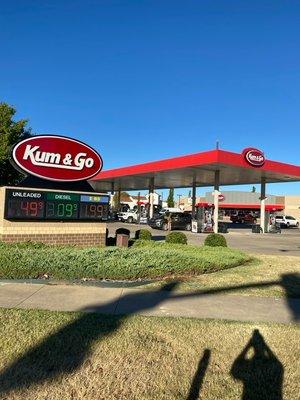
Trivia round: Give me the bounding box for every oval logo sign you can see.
[12,135,103,181]
[243,148,265,167]
[218,194,225,201]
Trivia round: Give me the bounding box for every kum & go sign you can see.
[242,148,265,167]
[12,135,103,181]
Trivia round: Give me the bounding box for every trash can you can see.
[116,234,129,247]
[252,224,262,233]
[218,222,228,233]
[115,228,130,236]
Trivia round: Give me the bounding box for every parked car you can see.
[118,210,148,224]
[275,215,299,228]
[107,211,119,221]
[230,212,257,224]
[148,212,192,231]
[118,210,138,223]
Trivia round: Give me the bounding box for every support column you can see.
[191,180,196,219]
[137,191,141,224]
[260,177,266,233]
[148,177,155,219]
[213,171,220,233]
[117,189,121,211]
[110,183,115,211]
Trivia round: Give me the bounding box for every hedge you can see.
[0,241,250,280]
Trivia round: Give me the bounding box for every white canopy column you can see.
[148,177,155,219]
[191,179,196,219]
[260,177,266,233]
[213,170,220,233]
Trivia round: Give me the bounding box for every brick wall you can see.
[0,186,107,246]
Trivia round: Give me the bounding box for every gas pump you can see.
[192,203,214,233]
[264,210,270,233]
[268,212,281,233]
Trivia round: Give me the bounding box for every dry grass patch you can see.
[153,254,300,298]
[0,309,299,399]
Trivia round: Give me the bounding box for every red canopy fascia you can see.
[196,202,284,211]
[91,149,300,191]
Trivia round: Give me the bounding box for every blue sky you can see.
[1,0,300,196]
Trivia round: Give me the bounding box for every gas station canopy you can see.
[90,149,300,191]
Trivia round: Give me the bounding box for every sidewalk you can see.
[0,281,299,324]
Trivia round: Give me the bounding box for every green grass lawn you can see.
[0,309,299,400]
[0,242,250,280]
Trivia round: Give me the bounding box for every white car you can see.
[118,210,148,224]
[275,215,299,228]
[118,210,138,223]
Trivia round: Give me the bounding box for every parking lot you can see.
[107,221,300,256]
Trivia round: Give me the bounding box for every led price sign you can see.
[4,189,109,221]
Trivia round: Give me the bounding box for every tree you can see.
[112,191,131,210]
[167,188,175,208]
[0,103,32,185]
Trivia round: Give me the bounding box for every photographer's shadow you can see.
[231,329,283,400]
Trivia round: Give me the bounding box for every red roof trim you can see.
[92,149,300,181]
[195,202,284,210]
[93,150,218,180]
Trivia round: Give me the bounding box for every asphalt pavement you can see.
[108,221,300,256]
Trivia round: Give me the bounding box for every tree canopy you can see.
[167,188,175,208]
[112,191,131,209]
[0,103,32,185]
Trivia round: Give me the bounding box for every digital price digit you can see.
[46,202,78,219]
[57,203,65,217]
[20,201,43,217]
[47,202,55,217]
[80,203,108,219]
[89,204,103,217]
[65,203,77,217]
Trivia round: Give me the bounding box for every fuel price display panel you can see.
[4,189,109,221]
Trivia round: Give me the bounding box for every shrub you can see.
[204,233,227,247]
[132,239,157,247]
[0,241,46,249]
[165,232,187,245]
[135,229,152,240]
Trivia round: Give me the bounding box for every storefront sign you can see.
[12,135,103,181]
[243,148,265,167]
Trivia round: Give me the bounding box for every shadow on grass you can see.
[0,274,298,396]
[231,329,283,400]
[0,282,178,396]
[186,349,211,400]
[280,272,300,321]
